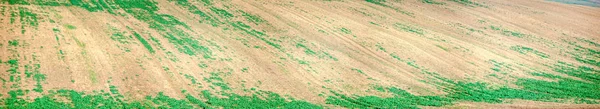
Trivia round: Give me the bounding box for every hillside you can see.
[0,0,599,108]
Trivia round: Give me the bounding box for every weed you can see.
[109,28,131,44]
[132,31,155,53]
[296,43,317,55]
[567,42,599,67]
[295,41,338,61]
[204,71,231,90]
[13,7,39,34]
[449,0,486,7]
[422,0,445,5]
[376,43,387,52]
[489,25,525,38]
[351,68,366,75]
[340,28,352,34]
[241,11,265,25]
[210,7,234,18]
[64,24,76,30]
[394,23,424,35]
[510,45,549,58]
[230,21,281,49]
[201,90,322,108]
[328,59,600,108]
[366,0,388,7]
[8,40,18,46]
[172,0,221,26]
[435,45,448,51]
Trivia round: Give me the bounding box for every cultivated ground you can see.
[0,0,598,108]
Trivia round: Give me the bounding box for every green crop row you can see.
[296,43,317,55]
[510,45,549,58]
[327,60,600,108]
[108,26,132,44]
[172,0,221,26]
[567,41,599,67]
[172,0,281,51]
[4,7,40,34]
[132,31,155,53]
[44,69,320,109]
[200,90,322,109]
[4,0,213,58]
[375,43,387,52]
[326,88,451,109]
[365,0,388,7]
[449,0,486,7]
[351,68,366,75]
[394,23,425,35]
[2,79,321,109]
[295,41,339,61]
[340,27,352,34]
[203,71,231,90]
[422,0,445,5]
[490,25,525,38]
[230,21,282,49]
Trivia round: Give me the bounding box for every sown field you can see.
[0,0,599,108]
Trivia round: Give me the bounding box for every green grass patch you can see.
[8,0,214,58]
[422,0,445,5]
[351,68,366,75]
[230,21,281,49]
[32,73,46,93]
[296,43,317,55]
[132,31,155,53]
[340,28,352,34]
[326,88,451,108]
[109,28,132,44]
[201,90,322,109]
[394,23,424,35]
[376,43,387,52]
[449,0,486,7]
[204,71,231,90]
[210,7,234,18]
[435,45,448,51]
[295,41,338,61]
[365,0,414,17]
[365,0,388,7]
[1,85,323,108]
[183,74,200,85]
[172,0,221,26]
[490,25,525,38]
[241,11,265,25]
[354,54,600,108]
[8,40,19,46]
[64,24,76,30]
[510,45,549,58]
[565,40,599,67]
[6,7,40,34]
[328,62,600,108]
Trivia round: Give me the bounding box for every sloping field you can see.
[0,0,599,108]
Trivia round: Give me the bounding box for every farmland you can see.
[0,0,599,108]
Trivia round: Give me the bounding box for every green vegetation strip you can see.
[132,31,155,53]
[326,61,600,108]
[510,45,549,58]
[567,40,599,67]
[449,0,486,7]
[394,23,424,35]
[490,25,525,38]
[2,0,213,58]
[422,0,445,5]
[1,87,321,109]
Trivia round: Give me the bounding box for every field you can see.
[0,0,599,108]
